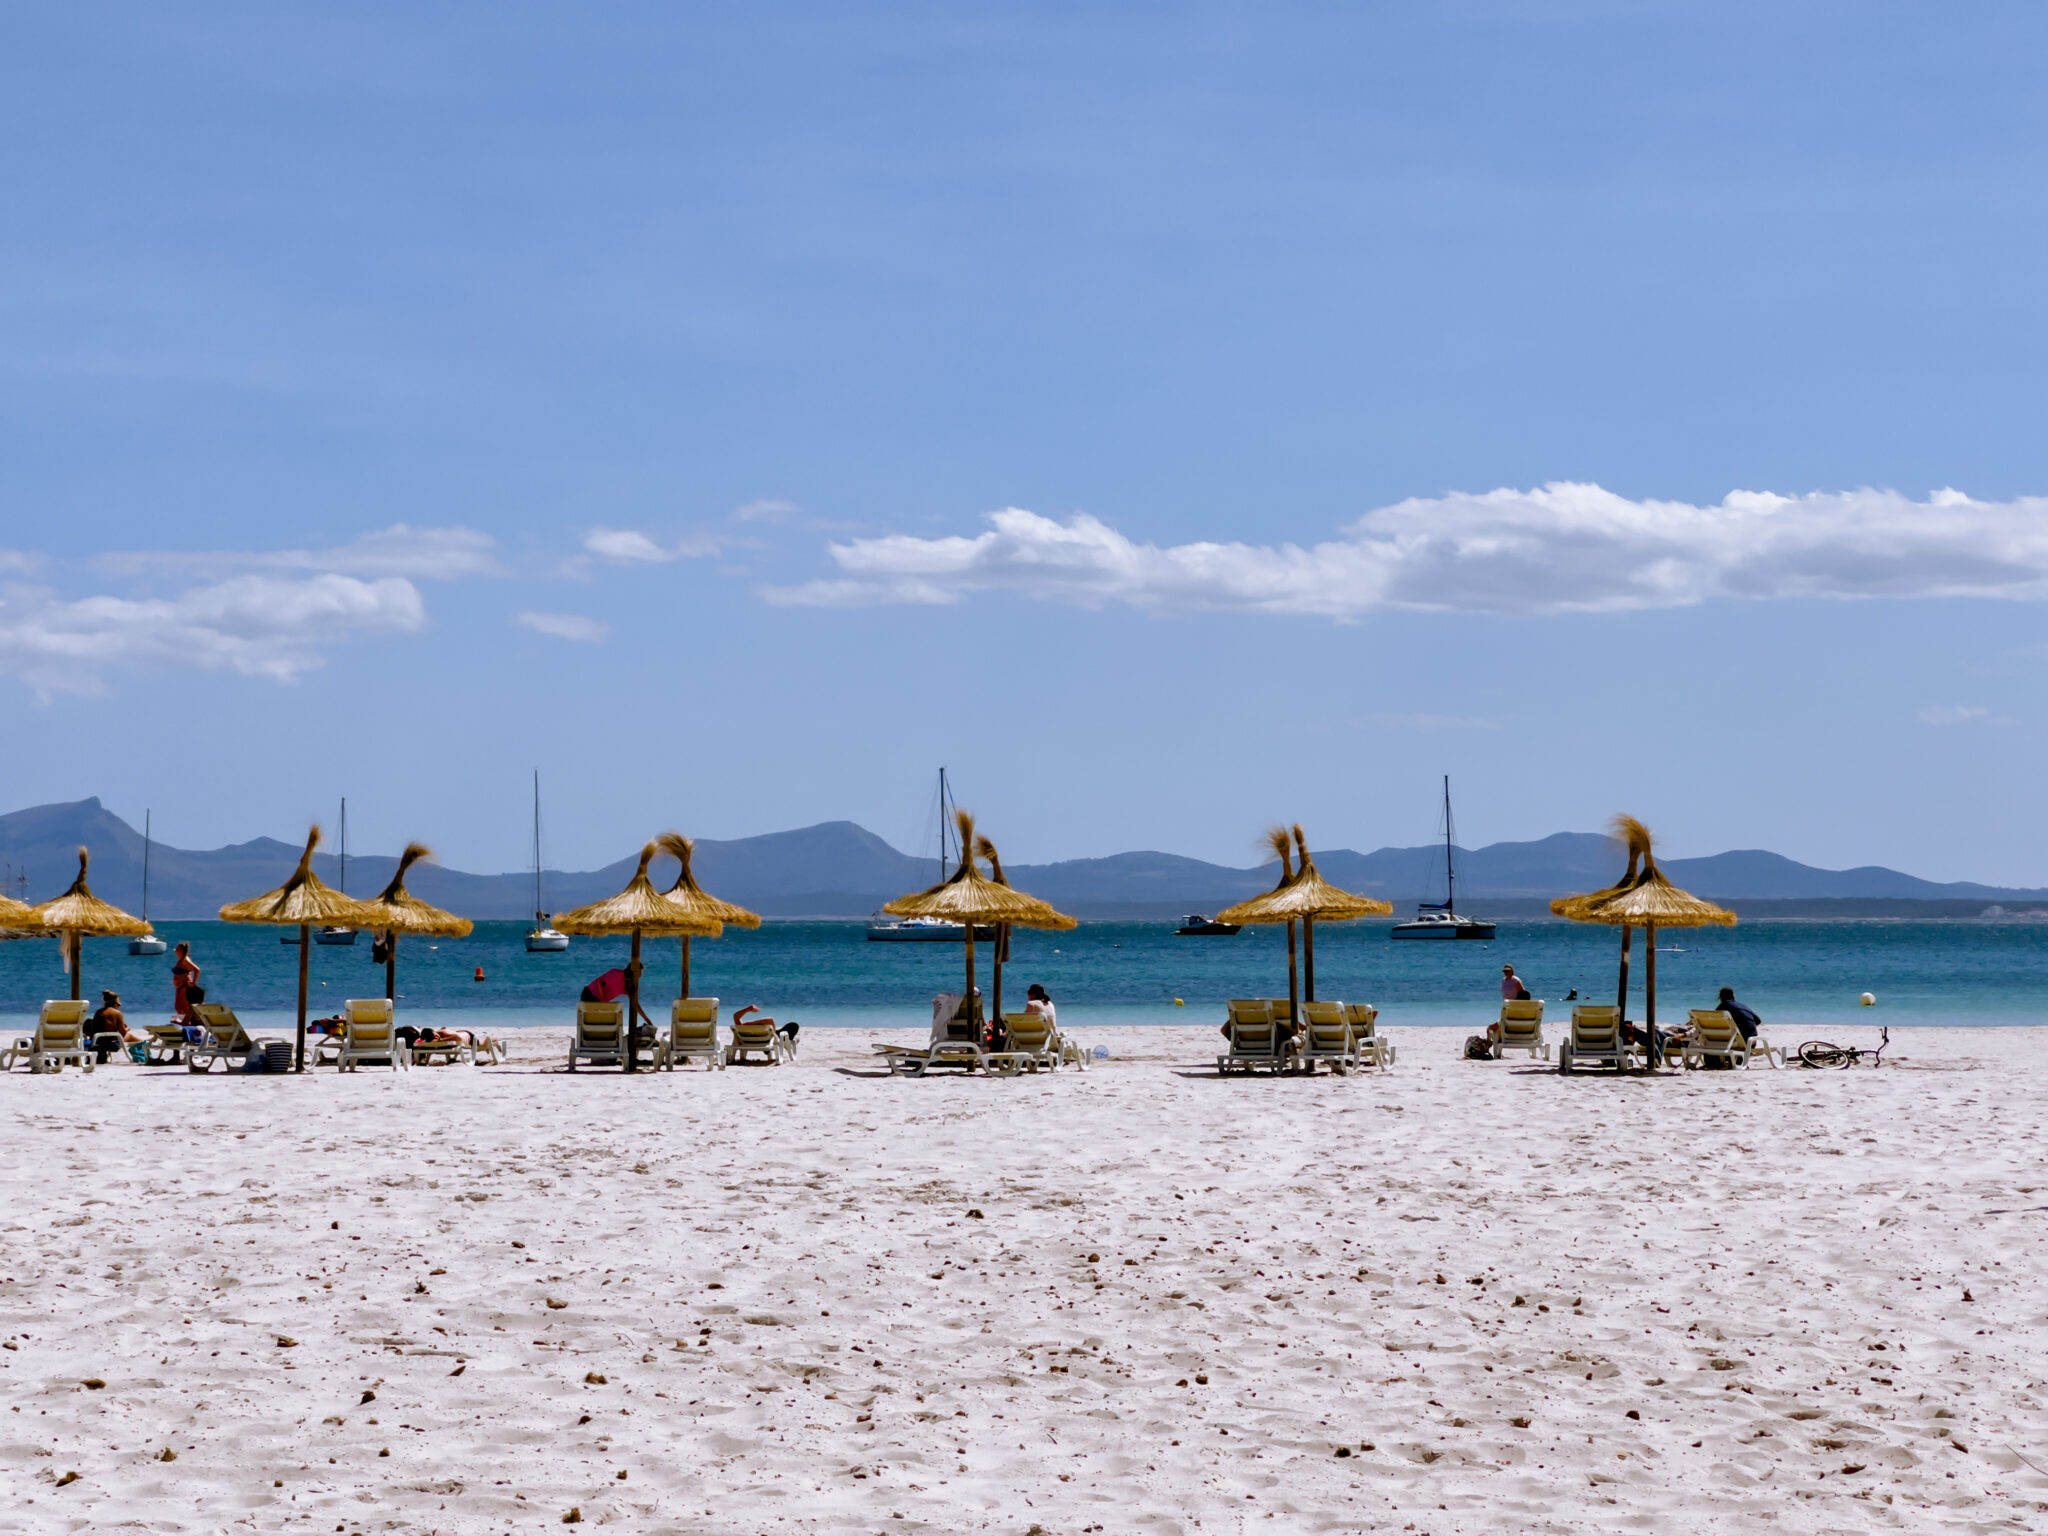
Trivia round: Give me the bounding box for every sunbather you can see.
[89,990,137,1062]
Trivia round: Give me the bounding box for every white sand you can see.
[3,1023,2045,1534]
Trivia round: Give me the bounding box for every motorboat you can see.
[1175,913,1242,935]
[867,914,994,942]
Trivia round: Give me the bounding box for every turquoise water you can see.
[4,917,2046,1034]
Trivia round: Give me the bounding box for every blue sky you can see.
[4,2,2048,883]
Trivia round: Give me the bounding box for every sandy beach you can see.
[3,1022,2044,1534]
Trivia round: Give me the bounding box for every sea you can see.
[5,916,2047,1036]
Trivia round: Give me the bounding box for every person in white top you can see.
[1499,964,1525,1001]
[1024,983,1056,1029]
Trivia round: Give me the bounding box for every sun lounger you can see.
[1297,1001,1362,1074]
[0,1000,96,1073]
[658,997,723,1070]
[884,993,987,1076]
[1496,998,1548,1060]
[186,1003,264,1073]
[726,1009,782,1067]
[1218,999,1290,1074]
[1560,1004,1630,1073]
[1342,1003,1391,1068]
[569,1000,627,1070]
[1679,1008,1772,1069]
[989,1012,1059,1074]
[141,1021,196,1065]
[333,998,405,1071]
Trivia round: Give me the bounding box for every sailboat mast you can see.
[142,810,152,920]
[532,770,543,920]
[339,798,347,895]
[938,766,951,881]
[1442,775,1454,918]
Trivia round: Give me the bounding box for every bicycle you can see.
[1794,1025,1890,1069]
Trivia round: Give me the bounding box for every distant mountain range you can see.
[3,798,2045,921]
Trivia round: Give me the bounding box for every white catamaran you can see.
[526,770,569,952]
[866,766,994,941]
[1390,776,1497,940]
[128,809,168,955]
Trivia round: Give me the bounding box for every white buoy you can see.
[1860,992,1877,1007]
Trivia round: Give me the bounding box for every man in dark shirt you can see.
[1716,986,1762,1041]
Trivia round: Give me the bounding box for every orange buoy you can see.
[474,966,486,983]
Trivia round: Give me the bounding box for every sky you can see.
[5,2,2048,884]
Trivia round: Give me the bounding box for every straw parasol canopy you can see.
[655,832,760,1000]
[1218,825,1390,1016]
[0,891,47,938]
[219,825,386,1071]
[31,847,151,1002]
[883,811,1075,1013]
[357,843,474,1002]
[554,839,722,1072]
[1551,815,1735,1066]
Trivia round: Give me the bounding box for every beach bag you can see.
[1464,1034,1494,1060]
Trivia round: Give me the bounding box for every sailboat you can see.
[866,767,994,941]
[526,771,569,952]
[1390,776,1497,940]
[315,797,360,944]
[128,810,169,955]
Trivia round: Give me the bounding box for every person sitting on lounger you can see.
[1715,987,1762,1041]
[1024,983,1056,1028]
[89,989,137,1062]
[582,968,655,1034]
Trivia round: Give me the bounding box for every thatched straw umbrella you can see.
[219,825,386,1072]
[31,848,152,1003]
[0,892,46,937]
[357,844,474,1003]
[1552,817,1734,1067]
[655,833,761,999]
[553,839,721,1073]
[1550,815,1648,1016]
[1218,825,1391,1022]
[1219,829,1298,1021]
[882,811,1076,1025]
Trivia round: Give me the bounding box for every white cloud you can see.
[97,524,500,581]
[1917,704,1999,726]
[583,527,721,564]
[733,499,801,524]
[0,550,36,575]
[516,610,609,643]
[0,574,424,696]
[761,484,2048,618]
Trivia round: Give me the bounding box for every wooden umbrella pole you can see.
[991,922,1007,1033]
[1615,924,1633,1017]
[680,934,691,1002]
[964,925,978,1032]
[1645,924,1659,1070]
[385,933,398,1003]
[1302,916,1316,1003]
[1285,920,1298,1026]
[625,929,643,1074]
[69,932,81,1002]
[295,923,310,1072]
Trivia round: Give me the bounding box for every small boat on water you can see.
[1175,913,1241,936]
[1390,776,1497,941]
[128,809,168,956]
[866,914,995,942]
[314,796,359,945]
[526,770,570,952]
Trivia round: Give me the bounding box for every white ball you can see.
[1859,992,1877,1007]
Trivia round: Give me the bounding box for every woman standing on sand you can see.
[171,942,199,1020]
